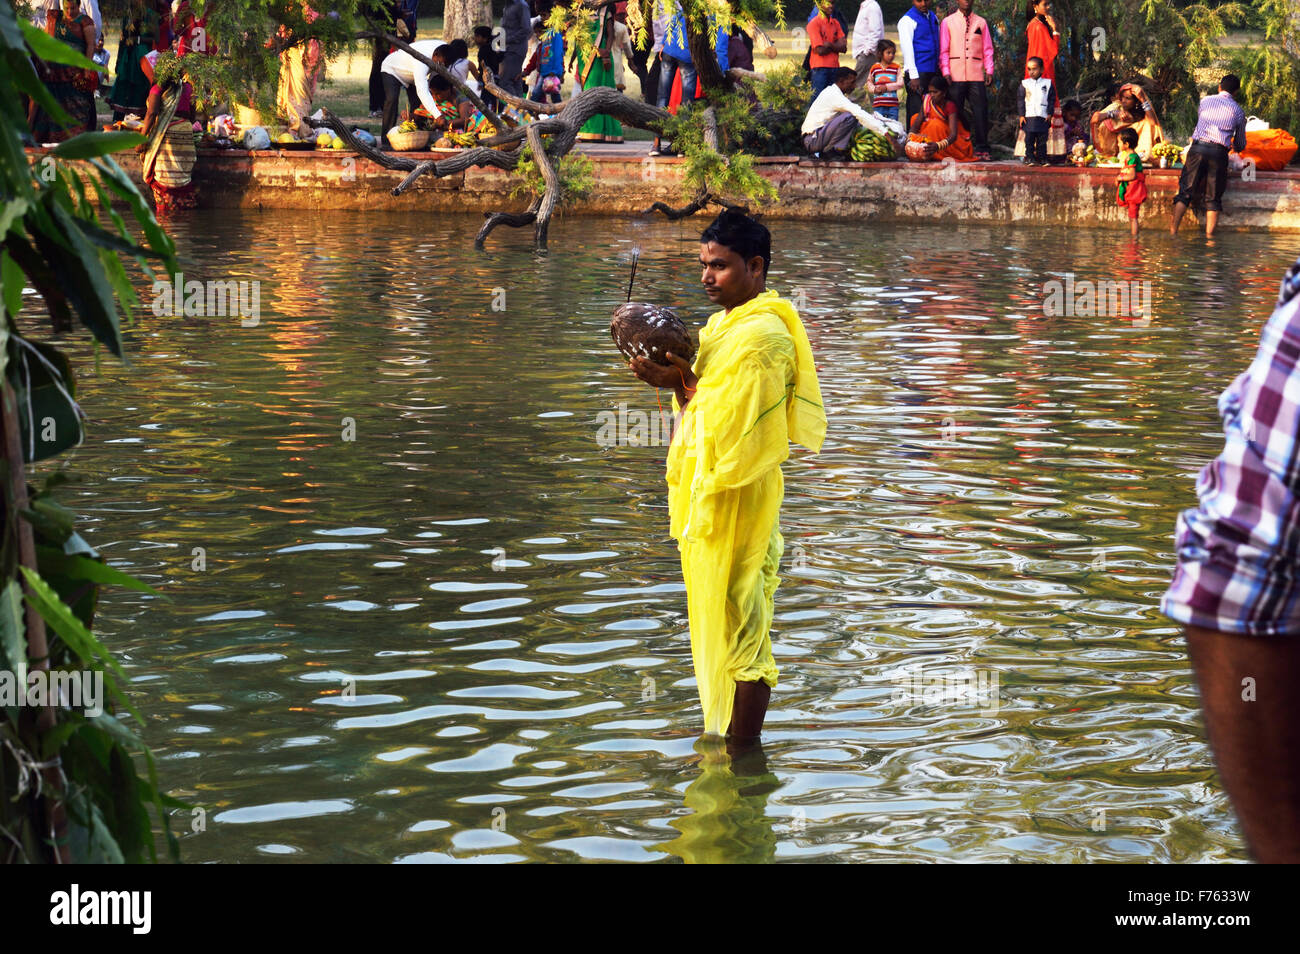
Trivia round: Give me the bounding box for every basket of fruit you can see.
[1151,142,1183,167]
[387,121,430,151]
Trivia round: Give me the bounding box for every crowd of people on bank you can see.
[25,0,212,211]
[23,0,1277,233]
[796,0,1260,235]
[796,0,1176,166]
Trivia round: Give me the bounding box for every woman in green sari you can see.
[30,0,97,143]
[108,0,159,121]
[572,7,622,143]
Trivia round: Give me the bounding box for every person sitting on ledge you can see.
[801,66,892,160]
[1092,82,1163,160]
[907,73,974,162]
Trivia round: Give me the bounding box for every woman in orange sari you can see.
[1016,0,1065,162]
[907,75,975,162]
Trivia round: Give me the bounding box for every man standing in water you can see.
[1162,255,1300,862]
[629,211,827,744]
[1170,74,1247,239]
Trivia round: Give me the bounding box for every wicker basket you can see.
[387,129,430,151]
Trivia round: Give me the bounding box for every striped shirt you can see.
[1162,256,1300,634]
[868,62,901,108]
[1190,91,1247,152]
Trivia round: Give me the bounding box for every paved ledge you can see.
[31,145,1300,231]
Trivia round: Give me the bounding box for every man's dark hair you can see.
[1220,73,1241,95]
[834,66,857,84]
[447,39,469,61]
[701,210,771,277]
[432,44,450,62]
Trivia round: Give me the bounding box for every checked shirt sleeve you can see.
[1162,257,1300,635]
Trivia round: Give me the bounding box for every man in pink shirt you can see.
[939,0,993,160]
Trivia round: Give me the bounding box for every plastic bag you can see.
[243,126,271,150]
[1239,128,1298,172]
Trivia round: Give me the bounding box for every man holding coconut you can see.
[629,211,826,744]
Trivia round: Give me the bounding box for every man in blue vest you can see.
[898,0,940,131]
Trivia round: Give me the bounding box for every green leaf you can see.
[19,21,99,72]
[0,1,28,51]
[35,547,164,597]
[0,580,25,674]
[29,202,123,357]
[21,497,76,544]
[17,566,140,724]
[85,796,127,864]
[88,710,144,751]
[0,248,24,320]
[0,198,27,239]
[8,341,82,462]
[89,158,176,266]
[73,216,163,259]
[2,51,67,127]
[52,131,148,161]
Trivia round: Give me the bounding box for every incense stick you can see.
[625,250,639,303]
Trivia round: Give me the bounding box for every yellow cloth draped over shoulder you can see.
[667,290,826,736]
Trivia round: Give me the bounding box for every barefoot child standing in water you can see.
[629,210,827,743]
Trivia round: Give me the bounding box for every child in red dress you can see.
[1115,127,1148,238]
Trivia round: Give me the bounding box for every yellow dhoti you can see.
[666,290,826,737]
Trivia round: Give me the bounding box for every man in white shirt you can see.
[380,38,444,145]
[851,0,884,93]
[802,67,892,159]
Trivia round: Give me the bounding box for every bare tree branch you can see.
[640,193,746,220]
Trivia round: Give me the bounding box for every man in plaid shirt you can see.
[1162,255,1300,863]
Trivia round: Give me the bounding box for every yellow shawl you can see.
[667,290,826,541]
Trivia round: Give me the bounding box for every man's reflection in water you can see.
[660,735,782,863]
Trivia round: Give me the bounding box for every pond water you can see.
[48,210,1300,862]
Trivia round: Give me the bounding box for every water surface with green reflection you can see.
[45,210,1300,862]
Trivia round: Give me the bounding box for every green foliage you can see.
[1230,0,1300,134]
[1,0,184,863]
[664,94,778,207]
[510,145,597,205]
[127,1,372,118]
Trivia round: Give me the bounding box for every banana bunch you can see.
[850,128,895,162]
[1152,142,1183,164]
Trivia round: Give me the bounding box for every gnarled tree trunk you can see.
[443,0,494,41]
[686,14,729,93]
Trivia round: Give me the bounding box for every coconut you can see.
[610,303,695,366]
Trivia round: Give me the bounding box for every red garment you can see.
[667,66,705,113]
[177,16,210,56]
[1025,16,1058,81]
[1117,171,1147,219]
